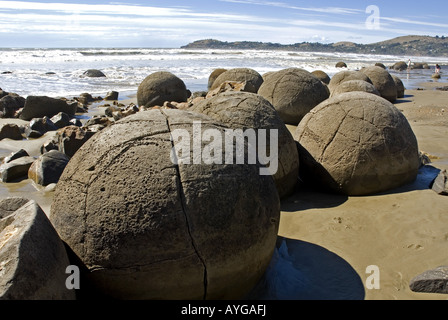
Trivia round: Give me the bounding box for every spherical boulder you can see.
[258,68,330,125]
[360,66,397,102]
[392,61,408,71]
[83,69,106,78]
[191,91,299,198]
[392,75,405,98]
[210,68,263,93]
[330,80,380,97]
[207,68,227,90]
[336,62,347,68]
[50,109,280,300]
[311,70,331,84]
[293,92,420,196]
[328,70,372,94]
[137,71,189,108]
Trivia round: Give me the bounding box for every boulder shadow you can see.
[372,164,441,196]
[246,236,365,300]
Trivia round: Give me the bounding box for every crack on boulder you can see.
[160,109,208,300]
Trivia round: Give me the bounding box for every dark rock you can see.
[83,69,106,78]
[410,266,448,294]
[0,156,35,182]
[0,124,23,141]
[69,118,83,127]
[3,149,29,164]
[392,61,408,71]
[104,106,121,117]
[25,117,58,139]
[104,91,119,101]
[84,115,113,128]
[436,86,448,91]
[0,198,76,300]
[40,139,59,154]
[20,96,77,121]
[431,170,448,195]
[137,71,189,108]
[50,109,280,300]
[28,150,70,186]
[336,62,347,68]
[50,112,72,129]
[0,95,25,118]
[432,73,441,79]
[375,63,387,69]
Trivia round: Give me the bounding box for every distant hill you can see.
[181,35,448,57]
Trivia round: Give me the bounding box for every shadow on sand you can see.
[246,236,365,300]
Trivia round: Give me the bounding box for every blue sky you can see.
[0,0,447,47]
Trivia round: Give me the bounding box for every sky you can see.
[0,0,447,48]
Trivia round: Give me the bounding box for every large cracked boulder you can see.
[191,91,299,198]
[359,66,397,103]
[50,109,280,300]
[293,92,420,196]
[0,198,75,300]
[137,71,189,108]
[210,68,263,93]
[258,68,330,125]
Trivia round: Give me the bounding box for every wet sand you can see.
[1,83,448,300]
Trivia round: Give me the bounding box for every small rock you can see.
[82,69,106,78]
[57,125,95,158]
[104,91,119,101]
[25,117,58,139]
[28,150,70,186]
[431,170,448,195]
[3,149,29,164]
[0,156,35,182]
[50,112,72,129]
[0,124,23,141]
[410,266,448,294]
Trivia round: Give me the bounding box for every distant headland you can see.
[181,35,448,57]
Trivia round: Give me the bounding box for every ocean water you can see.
[1,48,447,99]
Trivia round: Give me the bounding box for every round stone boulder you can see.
[191,91,299,198]
[50,109,280,300]
[311,70,331,84]
[83,69,106,78]
[293,92,420,196]
[210,68,263,93]
[258,68,330,125]
[392,75,405,98]
[137,71,189,108]
[359,66,397,102]
[330,80,380,98]
[207,68,227,90]
[328,70,372,94]
[336,62,347,68]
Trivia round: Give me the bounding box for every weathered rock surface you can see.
[57,125,96,158]
[28,150,70,186]
[410,266,448,294]
[294,92,420,196]
[392,75,405,98]
[191,91,299,198]
[0,198,75,300]
[311,70,331,84]
[208,69,227,90]
[258,68,330,125]
[137,71,189,108]
[50,109,280,300]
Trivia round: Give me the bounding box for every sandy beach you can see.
[1,80,448,300]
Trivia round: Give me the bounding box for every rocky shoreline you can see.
[1,65,448,300]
